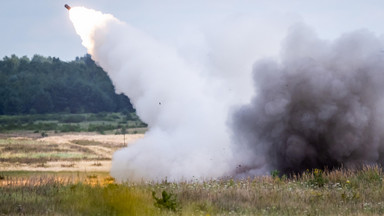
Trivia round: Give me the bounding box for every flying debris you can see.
[64,4,71,10]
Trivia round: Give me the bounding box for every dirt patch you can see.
[0,133,144,172]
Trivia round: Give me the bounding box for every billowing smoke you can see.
[232,25,384,175]
[69,7,237,181]
[69,6,384,180]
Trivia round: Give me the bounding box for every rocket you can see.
[64,4,71,10]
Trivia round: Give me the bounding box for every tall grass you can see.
[0,178,158,215]
[1,166,384,215]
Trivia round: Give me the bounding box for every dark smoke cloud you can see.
[231,25,384,175]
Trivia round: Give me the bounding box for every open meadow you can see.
[2,166,384,215]
[1,114,384,215]
[0,132,143,172]
[0,113,145,172]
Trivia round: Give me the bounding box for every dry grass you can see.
[2,133,384,215]
[1,166,384,215]
[148,166,384,215]
[0,133,143,172]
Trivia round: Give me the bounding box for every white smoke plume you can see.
[232,24,384,175]
[69,7,238,181]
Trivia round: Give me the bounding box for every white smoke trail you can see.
[69,7,236,181]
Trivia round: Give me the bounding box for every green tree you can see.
[0,54,134,114]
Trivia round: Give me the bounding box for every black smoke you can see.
[232,25,384,174]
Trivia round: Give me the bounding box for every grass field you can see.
[1,113,384,215]
[0,112,145,172]
[0,132,143,172]
[1,166,384,215]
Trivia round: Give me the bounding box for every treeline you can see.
[0,112,147,133]
[0,54,134,114]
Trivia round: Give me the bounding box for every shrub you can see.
[271,170,280,179]
[308,168,327,187]
[152,190,178,211]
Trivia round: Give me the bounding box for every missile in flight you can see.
[64,4,71,10]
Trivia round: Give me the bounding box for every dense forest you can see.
[0,54,134,115]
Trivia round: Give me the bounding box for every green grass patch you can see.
[0,112,147,133]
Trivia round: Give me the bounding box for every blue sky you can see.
[1,0,384,61]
